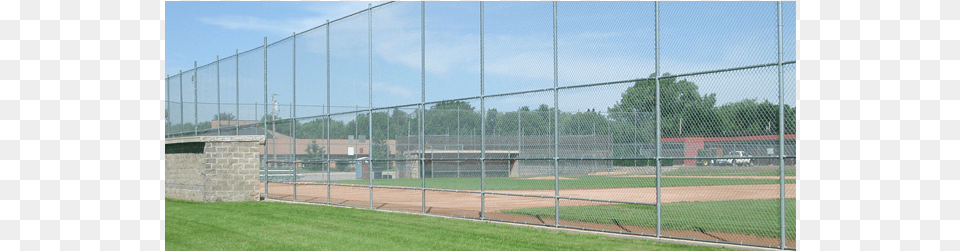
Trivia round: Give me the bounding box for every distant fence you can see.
[166,1,796,249]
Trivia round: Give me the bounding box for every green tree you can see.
[196,121,212,131]
[717,99,796,135]
[295,118,327,139]
[303,140,326,171]
[528,104,555,135]
[387,108,413,140]
[261,114,282,122]
[256,111,298,138]
[371,138,391,159]
[213,113,236,121]
[425,101,480,136]
[433,100,475,111]
[485,104,555,136]
[167,121,213,134]
[559,109,610,135]
[608,73,721,138]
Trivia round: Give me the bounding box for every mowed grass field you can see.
[166,199,727,251]
[663,166,796,177]
[334,176,795,190]
[503,199,796,239]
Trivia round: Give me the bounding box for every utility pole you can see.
[272,93,278,168]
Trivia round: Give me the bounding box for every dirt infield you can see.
[260,182,796,247]
[261,183,795,210]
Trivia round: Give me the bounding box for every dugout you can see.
[403,150,520,178]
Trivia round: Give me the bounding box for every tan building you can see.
[207,120,398,167]
[260,129,397,157]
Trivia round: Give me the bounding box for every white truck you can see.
[715,151,752,166]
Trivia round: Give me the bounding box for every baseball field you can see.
[260,167,797,248]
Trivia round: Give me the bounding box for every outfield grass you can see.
[166,199,726,251]
[334,176,796,190]
[663,166,797,177]
[503,199,796,239]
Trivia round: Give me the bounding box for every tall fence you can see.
[166,1,796,249]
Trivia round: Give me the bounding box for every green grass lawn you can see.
[334,176,796,190]
[166,199,726,251]
[663,166,797,177]
[503,199,796,239]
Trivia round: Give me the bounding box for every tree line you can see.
[166,73,797,146]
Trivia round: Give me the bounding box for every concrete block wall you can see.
[165,136,265,202]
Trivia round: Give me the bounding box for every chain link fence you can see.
[166,1,796,249]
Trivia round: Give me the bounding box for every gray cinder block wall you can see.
[165,136,265,202]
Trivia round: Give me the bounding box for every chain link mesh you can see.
[166,2,796,248]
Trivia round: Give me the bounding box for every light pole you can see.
[271,94,279,170]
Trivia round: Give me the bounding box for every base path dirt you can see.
[261,183,795,211]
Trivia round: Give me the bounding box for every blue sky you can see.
[165,1,379,74]
[166,1,795,124]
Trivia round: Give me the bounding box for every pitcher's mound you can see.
[522,176,577,180]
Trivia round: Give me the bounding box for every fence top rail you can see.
[167,1,397,79]
[164,135,266,144]
[293,1,395,39]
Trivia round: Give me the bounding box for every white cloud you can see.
[188,2,793,114]
[198,2,379,36]
[305,2,377,18]
[373,82,414,98]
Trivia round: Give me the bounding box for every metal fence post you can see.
[420,1,427,215]
[179,70,183,135]
[163,2,795,247]
[479,1,486,220]
[263,37,269,198]
[458,107,461,178]
[166,75,170,136]
[194,61,198,136]
[235,49,240,136]
[217,55,221,136]
[654,1,662,238]
[777,1,786,249]
[293,32,298,202]
[326,20,332,204]
[552,1,560,228]
[368,4,375,210]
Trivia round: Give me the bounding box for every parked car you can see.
[715,151,752,166]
